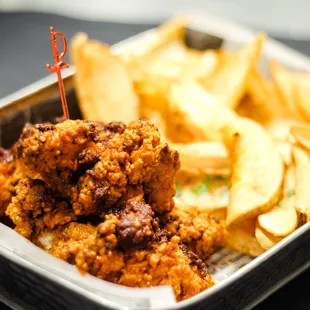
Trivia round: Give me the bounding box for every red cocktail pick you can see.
[46,26,70,120]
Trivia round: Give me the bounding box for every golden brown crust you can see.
[6,178,75,238]
[18,119,179,214]
[1,119,223,301]
[162,206,224,260]
[44,222,212,301]
[0,148,25,217]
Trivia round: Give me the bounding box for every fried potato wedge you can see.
[295,79,310,123]
[236,96,294,143]
[255,224,282,250]
[201,34,265,109]
[136,49,218,116]
[120,16,187,62]
[290,123,310,151]
[172,142,231,177]
[266,120,296,142]
[223,118,284,228]
[270,61,310,121]
[71,33,139,123]
[143,48,218,80]
[258,165,298,237]
[240,69,298,143]
[276,142,292,166]
[121,17,188,82]
[223,219,265,257]
[245,68,294,124]
[247,69,279,109]
[293,146,310,221]
[236,94,274,127]
[174,174,230,212]
[167,79,237,142]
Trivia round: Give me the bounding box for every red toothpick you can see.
[46,26,70,120]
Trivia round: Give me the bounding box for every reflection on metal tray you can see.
[1,13,310,310]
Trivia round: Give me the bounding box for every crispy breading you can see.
[6,178,75,238]
[43,222,212,301]
[0,148,25,217]
[18,119,179,213]
[3,119,224,302]
[162,205,224,260]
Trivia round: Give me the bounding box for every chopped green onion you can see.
[204,176,212,182]
[176,183,182,197]
[192,183,210,196]
[204,175,229,182]
[286,189,296,197]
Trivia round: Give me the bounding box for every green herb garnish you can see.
[204,175,229,182]
[192,183,210,196]
[286,189,296,197]
[176,183,182,197]
[278,200,284,207]
[204,176,213,182]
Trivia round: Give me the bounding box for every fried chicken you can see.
[18,119,179,214]
[0,148,24,217]
[162,206,224,260]
[2,118,225,302]
[118,236,213,301]
[39,221,212,301]
[6,178,75,238]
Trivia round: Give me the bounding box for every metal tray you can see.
[1,12,310,310]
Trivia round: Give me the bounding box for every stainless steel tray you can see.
[1,13,310,310]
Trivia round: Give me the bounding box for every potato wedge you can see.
[247,69,280,109]
[136,49,218,117]
[223,219,265,257]
[295,79,310,123]
[290,123,310,151]
[120,16,187,62]
[255,224,282,250]
[172,142,231,177]
[223,118,284,227]
[245,68,295,127]
[293,146,310,221]
[201,34,265,109]
[236,94,274,127]
[276,142,292,166]
[258,165,298,237]
[270,60,306,122]
[71,33,139,123]
[174,174,230,216]
[167,79,237,142]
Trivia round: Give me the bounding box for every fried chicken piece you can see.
[162,206,224,260]
[0,148,24,217]
[45,216,125,282]
[3,118,219,301]
[118,236,213,301]
[116,194,159,250]
[43,220,212,301]
[18,119,179,214]
[6,178,76,238]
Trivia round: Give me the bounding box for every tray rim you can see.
[1,11,310,310]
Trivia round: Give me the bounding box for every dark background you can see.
[0,12,310,310]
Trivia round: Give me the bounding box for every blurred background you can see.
[1,1,310,309]
[1,0,310,98]
[3,0,310,38]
